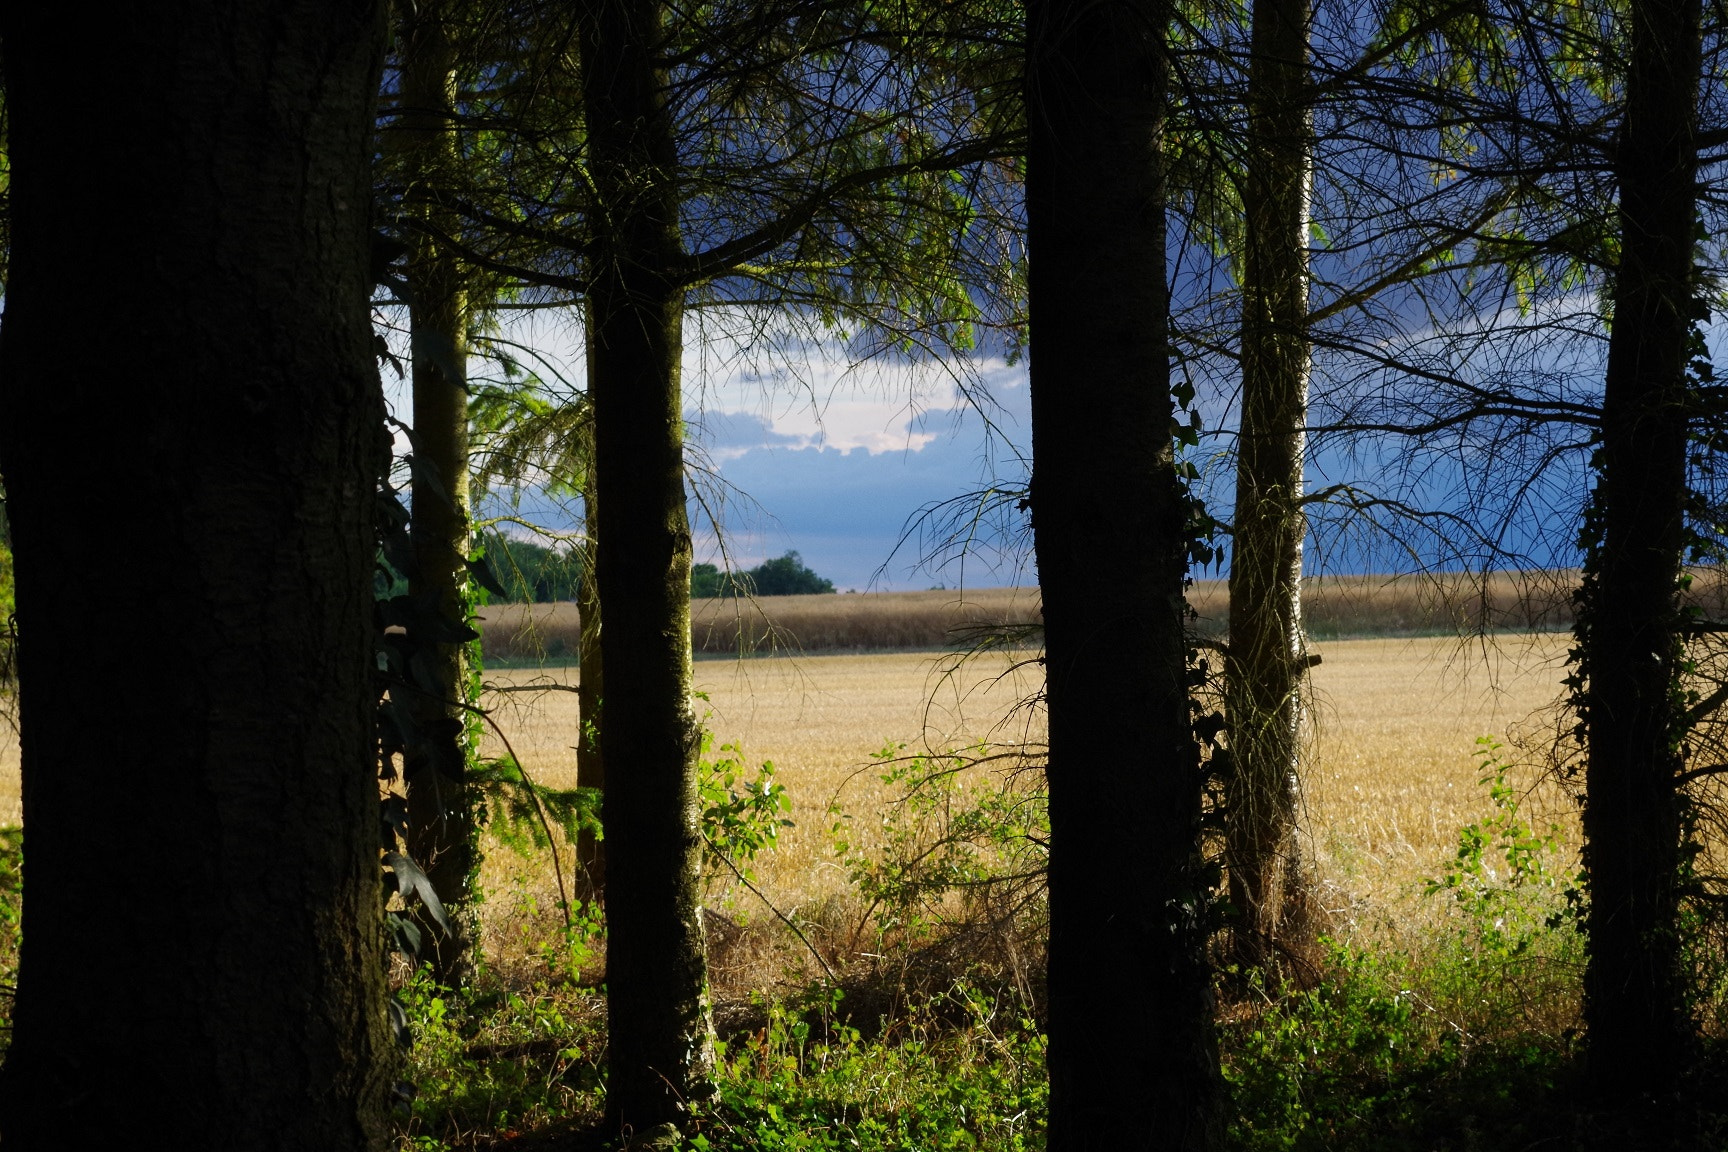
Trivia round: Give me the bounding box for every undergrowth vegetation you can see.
[0,719,1713,1148]
[370,726,1728,1151]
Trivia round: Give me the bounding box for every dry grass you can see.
[473,632,1578,988]
[1299,632,1577,914]
[0,624,1581,991]
[477,587,1043,660]
[473,645,1046,982]
[1192,570,1583,638]
[477,572,1590,663]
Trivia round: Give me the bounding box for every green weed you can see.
[829,744,1046,949]
[397,963,606,1149]
[1221,740,1582,1151]
[700,729,793,893]
[686,984,1045,1151]
[1222,937,1571,1151]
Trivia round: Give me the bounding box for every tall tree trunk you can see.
[1580,0,1701,1100]
[575,388,606,902]
[579,0,715,1132]
[1026,0,1224,1145]
[1225,0,1313,978]
[398,0,479,988]
[0,3,392,1147]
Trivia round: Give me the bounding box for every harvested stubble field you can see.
[472,627,1579,989]
[0,590,1582,989]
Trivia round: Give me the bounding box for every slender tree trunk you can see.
[1226,0,1313,978]
[397,0,479,988]
[0,4,392,1146]
[1027,0,1223,1145]
[1580,0,1701,1100]
[575,389,607,902]
[579,0,715,1132]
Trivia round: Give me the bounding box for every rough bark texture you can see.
[398,0,479,989]
[0,4,392,1147]
[575,390,607,902]
[1581,0,1701,1099]
[579,0,716,1133]
[1225,0,1313,977]
[1026,0,1224,1145]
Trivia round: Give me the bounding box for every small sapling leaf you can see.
[387,995,413,1049]
[467,554,508,600]
[385,911,423,958]
[383,851,452,936]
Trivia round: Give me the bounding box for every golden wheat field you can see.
[470,630,1578,972]
[0,625,1578,983]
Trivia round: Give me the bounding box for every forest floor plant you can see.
[2,718,1684,1149]
[1220,743,1584,1149]
[389,734,1667,1150]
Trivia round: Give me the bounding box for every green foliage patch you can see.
[699,729,793,890]
[694,552,836,599]
[829,743,1047,949]
[391,734,1701,1150]
[397,963,607,1148]
[1222,938,1572,1152]
[1224,742,1583,1151]
[685,986,1046,1152]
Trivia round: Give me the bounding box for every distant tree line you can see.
[481,539,834,603]
[692,551,835,598]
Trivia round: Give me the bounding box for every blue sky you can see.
[681,351,1035,591]
[387,311,1038,592]
[385,282,1656,594]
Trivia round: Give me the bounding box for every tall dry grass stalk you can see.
[1190,570,1582,638]
[477,587,1044,660]
[479,570,1712,662]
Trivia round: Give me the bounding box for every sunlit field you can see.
[471,630,1577,985]
[1300,632,1576,911]
[0,624,1577,986]
[0,623,1598,1149]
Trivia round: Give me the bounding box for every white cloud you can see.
[685,349,1027,460]
[381,303,1032,588]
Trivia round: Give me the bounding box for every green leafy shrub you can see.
[700,730,793,891]
[397,964,606,1148]
[830,744,1046,949]
[1418,737,1582,1036]
[686,984,1045,1151]
[1221,740,1582,1151]
[1222,939,1569,1152]
[1424,738,1580,957]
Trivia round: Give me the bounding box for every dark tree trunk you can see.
[397,0,479,990]
[0,4,392,1147]
[1026,0,1223,1145]
[1225,0,1313,978]
[579,0,715,1132]
[575,386,606,902]
[1580,0,1701,1100]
